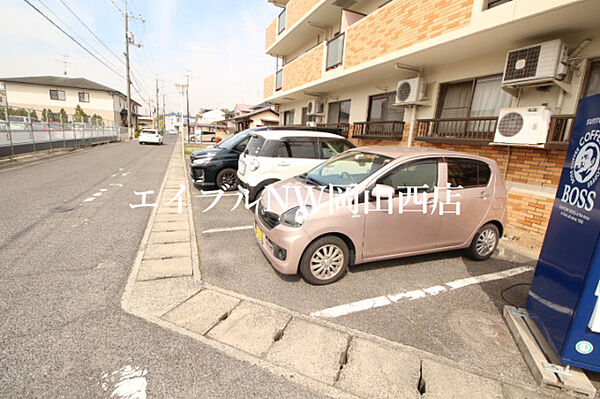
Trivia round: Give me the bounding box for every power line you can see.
[23,0,126,80]
[59,0,125,67]
[108,0,122,13]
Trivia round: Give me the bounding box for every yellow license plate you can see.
[256,226,263,243]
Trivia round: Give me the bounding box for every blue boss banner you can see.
[527,93,600,371]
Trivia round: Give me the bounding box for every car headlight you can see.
[280,206,312,227]
[249,159,260,171]
[192,157,212,166]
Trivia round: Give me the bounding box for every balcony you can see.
[317,123,350,137]
[352,121,405,140]
[415,117,499,145]
[264,0,595,104]
[415,115,575,148]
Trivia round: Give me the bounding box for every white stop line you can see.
[310,266,533,318]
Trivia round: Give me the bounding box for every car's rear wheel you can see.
[299,236,349,285]
[467,223,499,261]
[216,168,238,191]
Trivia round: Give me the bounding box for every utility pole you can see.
[155,78,159,131]
[123,0,144,140]
[162,94,166,131]
[185,73,191,142]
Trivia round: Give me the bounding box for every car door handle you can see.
[478,191,490,199]
[277,162,290,166]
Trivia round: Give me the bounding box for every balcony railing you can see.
[416,115,576,147]
[353,121,405,140]
[278,8,286,34]
[547,114,575,148]
[317,123,350,137]
[326,33,345,70]
[275,69,283,91]
[415,117,498,144]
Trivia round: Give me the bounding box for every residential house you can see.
[0,76,141,127]
[225,103,279,133]
[262,0,600,242]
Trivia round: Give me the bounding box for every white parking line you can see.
[92,192,103,197]
[310,266,533,318]
[202,225,254,234]
[83,197,96,203]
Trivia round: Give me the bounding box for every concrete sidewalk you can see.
[121,136,574,399]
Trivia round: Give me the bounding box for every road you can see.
[0,135,326,398]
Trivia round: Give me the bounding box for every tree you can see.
[73,105,89,123]
[59,108,69,123]
[220,108,231,114]
[91,114,104,126]
[42,108,60,122]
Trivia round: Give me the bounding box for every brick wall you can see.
[282,43,324,92]
[286,0,320,31]
[506,192,554,237]
[264,74,275,99]
[348,123,565,239]
[345,0,473,69]
[266,19,277,50]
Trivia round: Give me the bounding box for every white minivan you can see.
[237,128,354,201]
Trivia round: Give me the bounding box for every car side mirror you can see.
[370,184,395,201]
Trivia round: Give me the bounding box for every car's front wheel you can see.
[216,168,238,191]
[299,236,349,285]
[467,223,500,261]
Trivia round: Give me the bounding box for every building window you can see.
[485,0,513,9]
[278,8,286,34]
[368,92,404,122]
[49,89,65,101]
[283,110,295,125]
[78,92,90,102]
[436,75,512,119]
[326,33,345,70]
[327,100,351,124]
[584,60,600,97]
[301,107,308,125]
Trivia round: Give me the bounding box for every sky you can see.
[1,0,280,116]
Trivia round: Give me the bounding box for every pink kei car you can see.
[253,146,507,285]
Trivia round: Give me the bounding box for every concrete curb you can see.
[121,137,573,399]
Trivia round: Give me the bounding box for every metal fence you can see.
[0,106,123,158]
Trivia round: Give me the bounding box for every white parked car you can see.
[237,128,354,201]
[138,129,163,145]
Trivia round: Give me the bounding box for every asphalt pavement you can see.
[191,192,542,385]
[0,136,328,398]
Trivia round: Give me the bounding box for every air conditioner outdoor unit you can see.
[307,99,324,116]
[502,39,568,86]
[493,107,552,145]
[394,77,426,105]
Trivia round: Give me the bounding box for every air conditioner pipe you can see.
[407,105,417,147]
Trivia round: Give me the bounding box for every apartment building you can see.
[262,0,600,241]
[1,76,141,127]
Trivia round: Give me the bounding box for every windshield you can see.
[218,131,248,150]
[300,151,392,187]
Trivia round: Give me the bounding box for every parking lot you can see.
[189,185,542,384]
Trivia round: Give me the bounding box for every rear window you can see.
[447,158,491,188]
[320,139,353,159]
[246,136,265,156]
